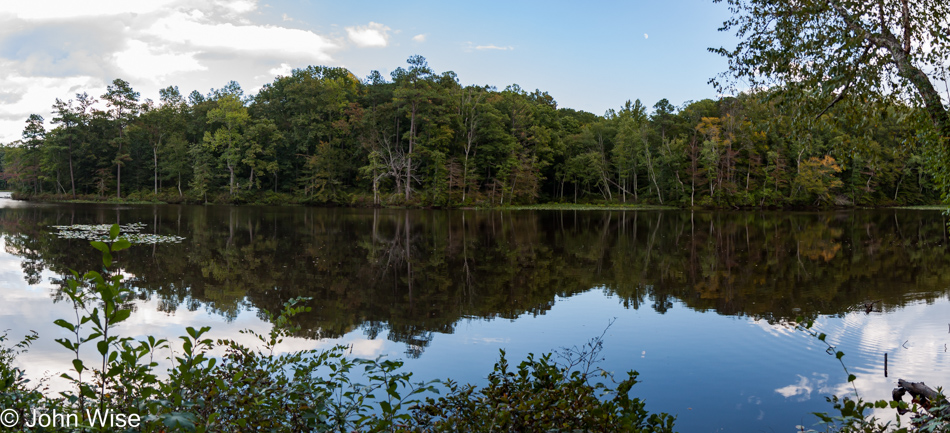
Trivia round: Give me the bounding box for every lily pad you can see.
[51,223,186,244]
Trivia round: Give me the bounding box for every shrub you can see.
[410,351,675,432]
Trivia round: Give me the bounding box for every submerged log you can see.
[892,379,950,417]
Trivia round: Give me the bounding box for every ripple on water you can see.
[813,298,950,394]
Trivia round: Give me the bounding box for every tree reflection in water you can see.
[2,204,949,356]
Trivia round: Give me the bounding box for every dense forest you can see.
[0,55,940,207]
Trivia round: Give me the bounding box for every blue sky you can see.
[0,0,738,143]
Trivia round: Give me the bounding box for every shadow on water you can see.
[2,203,950,356]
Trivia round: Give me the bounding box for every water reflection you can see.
[2,202,950,431]
[2,205,950,356]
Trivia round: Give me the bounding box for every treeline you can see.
[1,55,939,207]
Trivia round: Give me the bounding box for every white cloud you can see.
[0,1,179,20]
[268,62,294,77]
[475,44,513,51]
[219,0,257,16]
[114,40,206,80]
[0,0,344,143]
[346,22,391,48]
[412,34,426,42]
[0,72,107,142]
[775,373,829,401]
[348,338,385,356]
[143,11,337,61]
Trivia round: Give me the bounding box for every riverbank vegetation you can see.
[1,56,941,208]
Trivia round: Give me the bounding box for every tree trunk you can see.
[893,379,950,417]
[229,162,235,195]
[153,146,158,195]
[68,142,75,197]
[116,143,122,199]
[832,1,950,139]
[405,103,416,202]
[462,151,471,203]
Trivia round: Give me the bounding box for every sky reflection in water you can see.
[0,201,949,432]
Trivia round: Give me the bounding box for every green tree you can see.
[140,86,187,195]
[392,55,435,202]
[712,0,950,196]
[243,119,281,191]
[50,95,93,197]
[456,85,489,203]
[357,70,400,205]
[21,114,45,194]
[204,94,249,196]
[153,87,191,199]
[101,79,140,198]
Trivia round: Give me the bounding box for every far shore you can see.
[6,192,947,212]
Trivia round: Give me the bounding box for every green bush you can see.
[410,351,675,432]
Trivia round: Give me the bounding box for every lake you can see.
[1,196,949,432]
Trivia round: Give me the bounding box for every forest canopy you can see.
[0,56,940,207]
[711,0,950,202]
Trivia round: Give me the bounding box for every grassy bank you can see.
[890,205,949,210]
[10,191,947,212]
[499,203,677,211]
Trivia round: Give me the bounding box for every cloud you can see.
[0,1,180,20]
[114,40,206,80]
[348,338,385,356]
[268,62,294,77]
[0,0,344,143]
[0,90,25,104]
[0,72,106,142]
[346,22,391,48]
[143,10,337,61]
[775,373,829,401]
[412,34,426,43]
[475,44,513,51]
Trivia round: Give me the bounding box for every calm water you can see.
[1,197,949,432]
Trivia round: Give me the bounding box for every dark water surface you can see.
[2,197,950,432]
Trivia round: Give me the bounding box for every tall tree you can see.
[21,114,45,194]
[101,79,140,198]
[392,55,434,201]
[50,94,92,197]
[243,118,281,191]
[143,86,187,195]
[204,94,249,196]
[456,85,486,203]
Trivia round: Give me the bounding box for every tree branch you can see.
[829,0,950,134]
[901,0,910,54]
[815,44,872,120]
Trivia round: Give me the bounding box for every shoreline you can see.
[6,193,946,211]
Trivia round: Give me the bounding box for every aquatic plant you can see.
[51,223,186,244]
